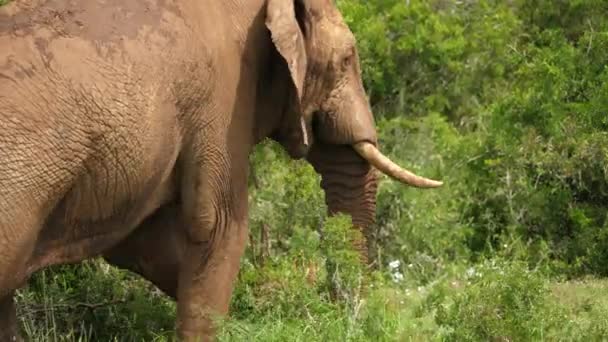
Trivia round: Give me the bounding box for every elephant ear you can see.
[266,0,311,151]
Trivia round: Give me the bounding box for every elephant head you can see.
[265,0,442,264]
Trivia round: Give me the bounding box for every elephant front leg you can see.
[177,147,249,341]
[177,219,248,341]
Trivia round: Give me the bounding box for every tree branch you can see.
[20,299,128,315]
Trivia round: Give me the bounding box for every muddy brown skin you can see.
[0,0,441,340]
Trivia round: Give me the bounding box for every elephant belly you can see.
[25,134,183,276]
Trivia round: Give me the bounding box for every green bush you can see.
[454,2,608,273]
[436,260,561,340]
[320,215,365,302]
[338,0,520,122]
[338,0,608,276]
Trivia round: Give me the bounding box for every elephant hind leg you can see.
[0,145,81,294]
[0,293,22,342]
[0,207,44,297]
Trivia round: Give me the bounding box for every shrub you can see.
[320,215,365,302]
[436,259,564,341]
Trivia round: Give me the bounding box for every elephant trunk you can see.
[308,144,378,266]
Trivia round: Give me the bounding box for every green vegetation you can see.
[13,0,608,340]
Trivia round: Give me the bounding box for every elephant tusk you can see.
[300,117,309,147]
[353,142,443,188]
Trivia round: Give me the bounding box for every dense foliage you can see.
[4,0,608,340]
[341,0,608,275]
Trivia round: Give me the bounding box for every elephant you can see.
[0,0,442,340]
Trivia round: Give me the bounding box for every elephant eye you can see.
[341,47,356,70]
[341,54,353,70]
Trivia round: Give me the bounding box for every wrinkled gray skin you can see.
[0,0,441,340]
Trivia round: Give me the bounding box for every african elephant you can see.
[0,0,442,340]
